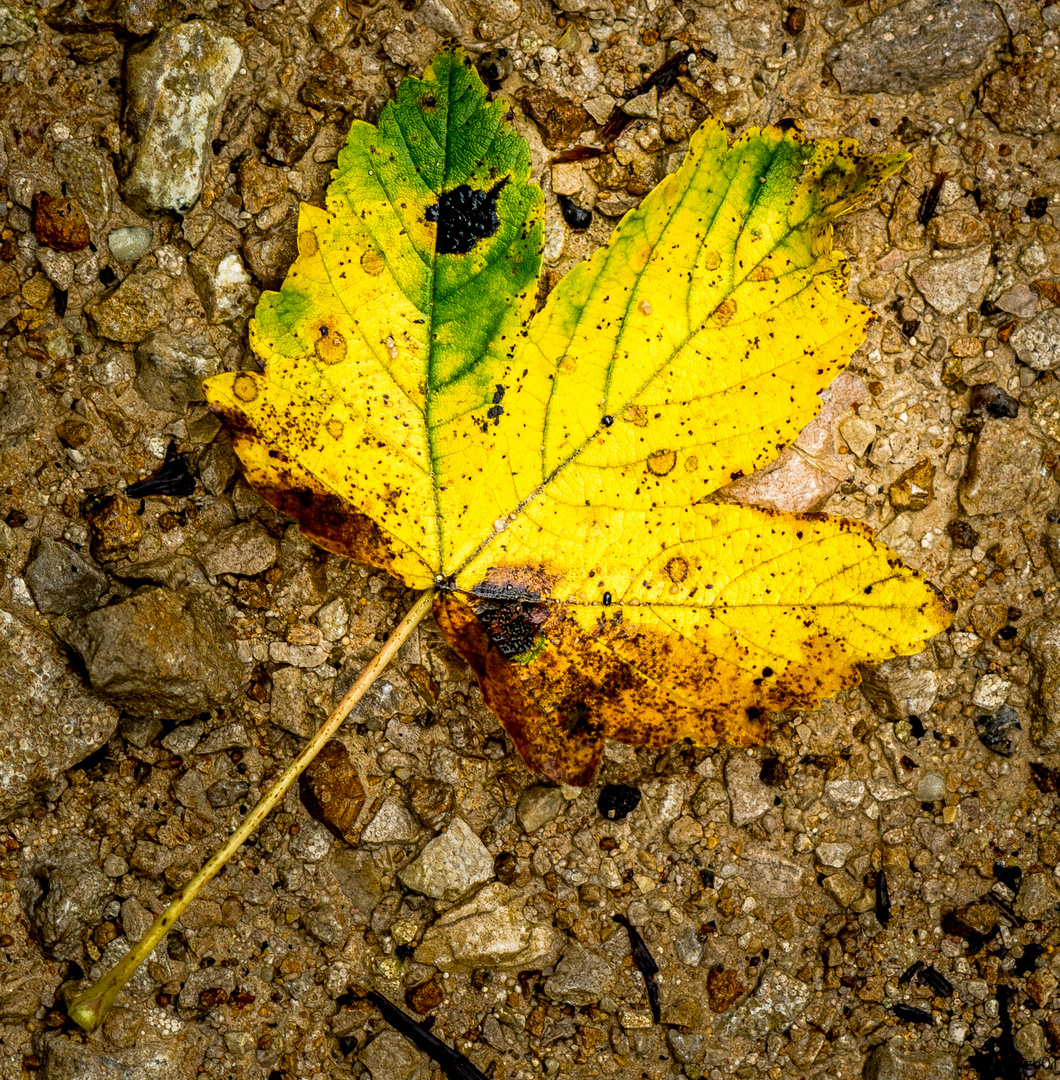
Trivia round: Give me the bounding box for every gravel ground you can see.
[1,0,1060,1078]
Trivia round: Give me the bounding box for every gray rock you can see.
[331,848,386,921]
[108,227,153,265]
[516,785,566,832]
[718,969,812,1038]
[53,140,112,228]
[196,437,238,495]
[303,904,345,947]
[118,714,162,749]
[114,555,208,591]
[85,267,174,344]
[0,377,42,437]
[0,1,35,44]
[960,422,1044,517]
[134,332,221,414]
[544,945,614,1004]
[38,1032,193,1080]
[823,779,866,815]
[666,1029,706,1064]
[724,754,774,825]
[362,797,422,844]
[825,0,1006,94]
[0,608,119,819]
[860,655,939,720]
[160,719,206,754]
[36,248,75,291]
[173,769,210,811]
[398,817,493,900]
[196,520,280,577]
[863,1042,957,1080]
[122,22,242,215]
[1011,310,1060,371]
[20,863,111,960]
[916,771,947,801]
[1015,872,1060,920]
[1014,1022,1047,1062]
[911,246,993,316]
[206,777,249,808]
[187,250,258,325]
[24,537,108,617]
[270,665,313,737]
[359,1030,427,1080]
[739,844,807,898]
[195,720,252,753]
[414,882,563,973]
[57,586,249,720]
[815,843,853,869]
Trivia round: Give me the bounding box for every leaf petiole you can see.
[66,589,435,1034]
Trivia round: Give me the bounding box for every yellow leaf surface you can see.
[205,46,952,785]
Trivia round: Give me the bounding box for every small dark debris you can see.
[598,49,693,142]
[917,965,953,997]
[970,384,1019,420]
[98,265,116,286]
[892,1002,934,1024]
[612,913,660,1024]
[759,756,789,787]
[917,172,947,227]
[126,443,196,498]
[975,707,1021,757]
[946,520,979,549]
[597,783,641,820]
[993,862,1022,892]
[875,869,891,926]
[556,193,592,231]
[1031,762,1060,794]
[907,715,926,739]
[898,961,923,986]
[1026,195,1049,219]
[969,985,1021,1080]
[361,988,490,1080]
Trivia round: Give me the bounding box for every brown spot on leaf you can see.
[314,327,347,365]
[233,374,259,402]
[360,248,386,276]
[622,404,649,427]
[713,298,737,324]
[299,230,318,257]
[647,449,677,476]
[665,556,689,583]
[325,418,344,440]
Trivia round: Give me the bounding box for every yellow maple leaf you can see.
[204,46,952,786]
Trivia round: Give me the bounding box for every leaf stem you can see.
[67,588,435,1034]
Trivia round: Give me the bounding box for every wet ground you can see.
[1,0,1059,1078]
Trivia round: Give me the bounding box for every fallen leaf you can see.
[204,46,952,786]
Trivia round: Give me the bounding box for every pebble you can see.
[706,967,745,1013]
[915,771,946,801]
[122,22,242,214]
[838,413,876,457]
[862,1042,956,1080]
[24,537,108,617]
[39,1033,187,1080]
[889,459,935,512]
[266,110,317,165]
[0,1,36,44]
[299,740,365,845]
[1014,1022,1048,1062]
[724,754,774,825]
[107,226,153,265]
[197,520,280,577]
[825,0,1005,93]
[21,863,112,960]
[36,247,75,291]
[980,57,1060,135]
[543,945,614,1004]
[414,882,563,972]
[719,969,811,1038]
[57,586,248,720]
[1011,310,1060,371]
[359,1030,426,1080]
[995,284,1040,318]
[1014,872,1060,920]
[31,193,90,252]
[187,250,258,325]
[517,785,566,832]
[362,797,422,844]
[520,87,591,148]
[823,779,866,816]
[816,842,853,869]
[134,332,221,413]
[0,608,119,817]
[959,423,1044,516]
[398,817,494,900]
[739,844,807,898]
[85,267,174,343]
[408,778,455,830]
[971,673,1012,710]
[823,871,859,908]
[206,777,249,808]
[331,848,385,919]
[910,246,992,316]
[269,665,312,737]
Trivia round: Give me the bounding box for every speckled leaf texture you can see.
[205,46,952,786]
